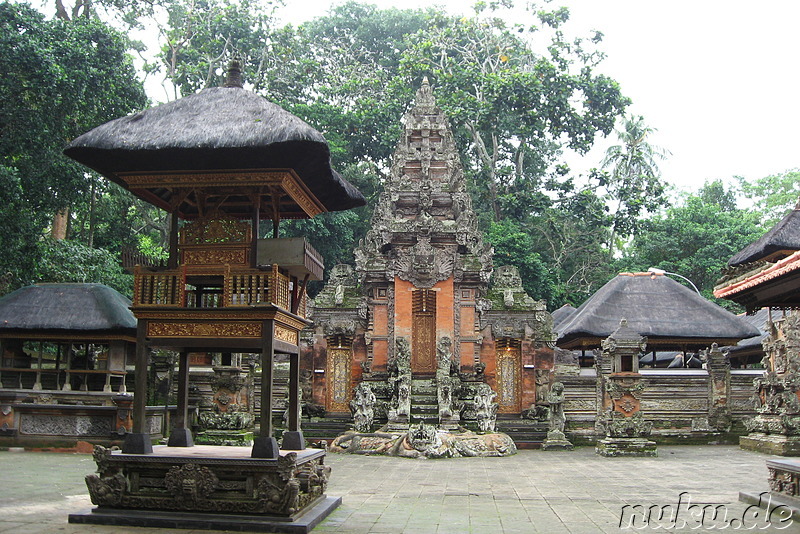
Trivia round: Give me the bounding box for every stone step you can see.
[410,395,437,404]
[411,405,438,415]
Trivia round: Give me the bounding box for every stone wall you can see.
[560,369,761,443]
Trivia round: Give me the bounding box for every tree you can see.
[0,2,146,289]
[487,219,556,303]
[739,169,800,225]
[600,114,670,256]
[619,180,763,308]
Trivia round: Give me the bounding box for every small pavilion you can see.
[556,272,760,361]
[0,283,136,443]
[65,62,364,530]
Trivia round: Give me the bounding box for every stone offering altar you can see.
[595,320,657,457]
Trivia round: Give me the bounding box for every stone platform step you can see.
[496,419,550,448]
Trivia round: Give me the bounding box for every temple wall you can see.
[560,369,761,443]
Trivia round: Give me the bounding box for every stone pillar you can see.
[741,313,800,455]
[195,363,254,446]
[595,319,657,457]
[705,343,732,432]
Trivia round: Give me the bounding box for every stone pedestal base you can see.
[541,430,573,451]
[69,495,342,533]
[740,433,800,456]
[80,445,331,519]
[595,437,657,457]
[195,430,254,446]
[739,458,800,525]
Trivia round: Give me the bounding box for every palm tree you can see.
[601,115,670,257]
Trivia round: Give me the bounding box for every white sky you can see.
[275,0,800,194]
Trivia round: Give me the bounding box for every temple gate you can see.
[303,80,557,437]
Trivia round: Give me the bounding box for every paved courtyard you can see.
[0,445,791,533]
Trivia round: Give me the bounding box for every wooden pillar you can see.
[123,320,153,454]
[251,198,260,268]
[252,319,278,458]
[168,351,193,447]
[282,350,306,450]
[168,212,179,269]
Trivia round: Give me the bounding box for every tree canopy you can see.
[0,1,146,288]
[0,0,790,313]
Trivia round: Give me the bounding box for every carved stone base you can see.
[541,430,574,451]
[740,433,800,456]
[595,437,657,457]
[739,458,800,524]
[82,445,331,517]
[69,496,342,533]
[195,430,254,446]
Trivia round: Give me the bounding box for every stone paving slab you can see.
[0,446,788,533]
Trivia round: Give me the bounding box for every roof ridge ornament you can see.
[223,59,243,89]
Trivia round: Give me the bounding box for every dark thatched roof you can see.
[728,202,800,266]
[0,284,136,336]
[725,308,785,355]
[556,272,760,349]
[551,304,577,331]
[64,86,365,213]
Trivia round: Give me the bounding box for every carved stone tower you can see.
[354,78,493,377]
[303,81,556,439]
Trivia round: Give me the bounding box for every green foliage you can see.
[0,2,146,289]
[34,239,133,297]
[600,114,670,255]
[739,169,800,225]
[487,219,555,303]
[619,180,763,310]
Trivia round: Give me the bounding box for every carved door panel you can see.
[326,346,351,412]
[412,289,437,373]
[495,340,521,413]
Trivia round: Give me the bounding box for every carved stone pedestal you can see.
[69,444,337,533]
[595,437,657,457]
[739,459,800,524]
[195,429,254,447]
[741,432,800,456]
[541,430,574,451]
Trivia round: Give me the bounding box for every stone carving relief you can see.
[474,383,498,433]
[350,382,377,433]
[388,337,412,423]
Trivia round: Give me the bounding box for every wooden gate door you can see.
[495,338,522,413]
[325,335,352,412]
[411,289,437,373]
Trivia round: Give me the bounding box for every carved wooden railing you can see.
[134,264,300,315]
[133,266,186,307]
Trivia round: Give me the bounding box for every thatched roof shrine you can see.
[728,201,800,266]
[556,272,760,350]
[0,283,136,339]
[551,304,577,332]
[64,65,365,220]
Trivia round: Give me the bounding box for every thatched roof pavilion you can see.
[556,272,760,350]
[0,283,136,340]
[551,304,577,331]
[728,201,800,267]
[64,64,364,221]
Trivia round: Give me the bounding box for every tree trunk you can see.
[51,209,69,240]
